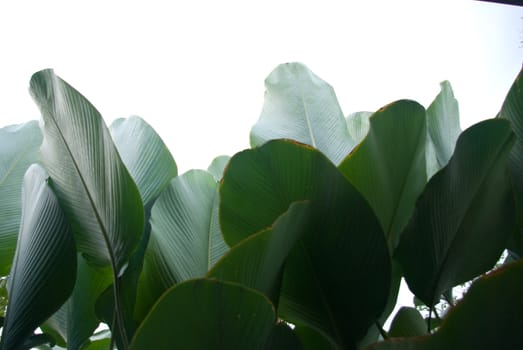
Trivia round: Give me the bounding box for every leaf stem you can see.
[112,273,129,350]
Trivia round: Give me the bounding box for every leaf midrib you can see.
[46,91,117,271]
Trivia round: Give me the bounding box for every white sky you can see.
[1,0,522,322]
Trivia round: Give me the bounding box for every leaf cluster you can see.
[0,63,522,349]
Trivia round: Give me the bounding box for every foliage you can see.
[0,62,522,349]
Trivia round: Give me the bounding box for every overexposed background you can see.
[1,0,522,320]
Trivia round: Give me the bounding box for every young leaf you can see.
[130,279,276,350]
[395,119,515,306]
[250,63,355,164]
[0,121,42,276]
[339,100,427,251]
[0,164,76,350]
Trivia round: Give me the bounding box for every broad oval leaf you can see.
[110,116,177,211]
[368,260,523,350]
[30,69,144,274]
[339,100,427,251]
[220,140,390,348]
[395,119,515,307]
[0,121,42,276]
[208,201,311,303]
[0,164,76,350]
[130,278,276,350]
[250,63,355,164]
[134,170,228,320]
[426,81,461,178]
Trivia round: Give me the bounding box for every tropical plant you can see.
[0,62,522,350]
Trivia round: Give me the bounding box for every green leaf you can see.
[395,119,515,306]
[43,255,112,350]
[0,121,42,276]
[207,155,230,181]
[30,69,144,273]
[134,170,228,320]
[130,279,276,350]
[93,115,177,345]
[110,115,177,211]
[220,140,390,348]
[261,322,304,350]
[250,63,355,164]
[346,111,372,145]
[368,260,523,350]
[498,67,523,256]
[0,164,76,350]
[387,307,426,338]
[426,81,461,178]
[208,201,311,303]
[339,100,427,251]
[294,326,336,350]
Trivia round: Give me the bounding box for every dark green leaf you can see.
[220,140,390,348]
[368,260,523,350]
[339,100,427,251]
[0,165,76,350]
[30,69,144,273]
[294,326,336,350]
[130,279,276,350]
[0,121,42,276]
[395,119,515,306]
[208,201,311,303]
[261,323,303,350]
[250,63,355,164]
